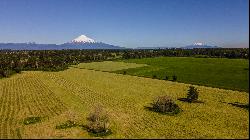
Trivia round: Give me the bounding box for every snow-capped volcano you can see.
[71,35,96,43]
[0,34,125,50]
[60,34,125,49]
[193,42,204,46]
[182,42,219,49]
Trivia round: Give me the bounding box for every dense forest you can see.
[0,48,248,78]
[122,48,249,59]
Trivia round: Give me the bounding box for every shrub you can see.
[23,117,41,125]
[86,105,111,136]
[228,102,249,110]
[150,95,181,115]
[56,120,78,129]
[172,75,177,81]
[187,86,199,102]
[123,71,126,75]
[165,76,169,80]
[0,69,12,78]
[14,67,21,73]
[153,75,157,79]
[0,69,4,78]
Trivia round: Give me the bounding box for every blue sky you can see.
[0,0,248,48]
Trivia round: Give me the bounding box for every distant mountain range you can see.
[135,43,220,49]
[0,43,57,50]
[181,43,220,49]
[0,36,219,50]
[135,46,172,49]
[0,35,125,50]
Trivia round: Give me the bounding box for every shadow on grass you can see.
[177,98,204,103]
[80,124,112,137]
[144,106,182,116]
[228,102,249,110]
[56,121,112,137]
[88,129,112,137]
[55,120,78,129]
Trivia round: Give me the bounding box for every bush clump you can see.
[0,69,13,78]
[150,95,181,115]
[23,117,41,125]
[187,86,199,102]
[153,75,157,79]
[172,75,177,81]
[165,76,169,80]
[123,71,126,75]
[228,102,249,110]
[56,120,78,129]
[86,105,111,136]
[14,67,22,73]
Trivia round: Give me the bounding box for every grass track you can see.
[73,61,147,72]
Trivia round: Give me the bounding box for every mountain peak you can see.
[193,42,205,46]
[71,35,95,43]
[182,42,219,49]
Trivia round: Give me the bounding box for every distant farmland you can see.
[113,57,249,92]
[0,61,248,139]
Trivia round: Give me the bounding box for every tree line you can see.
[0,48,248,78]
[122,48,249,59]
[0,49,122,77]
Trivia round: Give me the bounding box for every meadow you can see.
[73,61,147,72]
[114,57,249,92]
[0,61,248,139]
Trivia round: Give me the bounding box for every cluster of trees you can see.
[148,86,200,115]
[122,48,249,59]
[0,49,122,78]
[0,48,248,78]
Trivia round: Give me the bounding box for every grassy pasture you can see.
[113,57,249,92]
[72,61,147,72]
[0,63,248,138]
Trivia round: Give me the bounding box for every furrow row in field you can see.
[46,73,132,107]
[8,79,19,139]
[13,77,27,139]
[57,69,232,138]
[0,73,68,139]
[47,73,105,103]
[24,75,67,117]
[30,76,68,115]
[47,73,135,111]
[39,71,186,138]
[45,72,171,137]
[0,78,24,139]
[24,78,47,116]
[0,80,10,139]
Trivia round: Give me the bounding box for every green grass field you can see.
[113,57,249,92]
[72,61,147,72]
[0,61,248,139]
